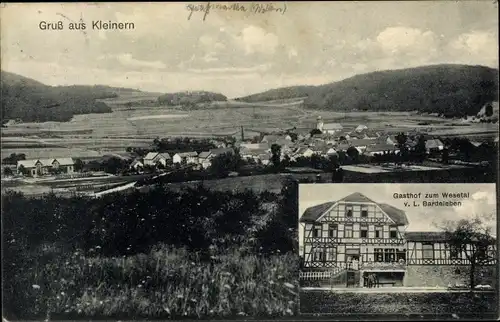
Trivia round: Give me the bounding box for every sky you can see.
[298,183,497,249]
[1,1,498,98]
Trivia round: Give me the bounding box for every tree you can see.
[3,167,13,176]
[485,103,493,117]
[438,215,496,289]
[270,144,281,169]
[74,158,84,172]
[310,129,322,137]
[441,148,449,164]
[414,135,427,162]
[210,151,241,175]
[17,164,27,176]
[395,132,408,163]
[346,146,359,163]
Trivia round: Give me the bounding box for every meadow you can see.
[6,245,298,320]
[2,182,299,320]
[2,95,497,159]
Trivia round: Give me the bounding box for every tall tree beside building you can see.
[414,135,427,162]
[395,132,408,163]
[439,215,496,289]
[271,144,282,168]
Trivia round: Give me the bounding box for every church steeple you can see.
[316,115,324,132]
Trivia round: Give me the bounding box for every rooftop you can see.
[300,192,408,225]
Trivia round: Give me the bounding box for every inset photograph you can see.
[298,183,497,318]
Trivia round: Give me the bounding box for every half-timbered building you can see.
[299,192,497,288]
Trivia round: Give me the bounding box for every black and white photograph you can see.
[299,183,497,318]
[1,1,498,321]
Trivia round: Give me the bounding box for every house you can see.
[143,152,171,167]
[130,159,144,171]
[299,192,496,288]
[17,158,75,177]
[197,151,213,169]
[261,134,292,144]
[258,154,271,166]
[376,135,397,146]
[355,125,368,132]
[364,144,399,156]
[358,130,380,139]
[425,139,444,153]
[322,123,344,134]
[349,139,375,151]
[294,147,314,158]
[239,143,269,150]
[172,152,198,164]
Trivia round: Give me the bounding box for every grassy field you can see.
[5,245,298,320]
[299,291,497,316]
[2,94,498,159]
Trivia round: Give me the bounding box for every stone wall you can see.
[404,265,497,288]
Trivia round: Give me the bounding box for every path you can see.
[301,286,495,293]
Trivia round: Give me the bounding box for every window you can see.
[422,243,434,259]
[313,224,322,238]
[396,249,406,261]
[326,247,337,262]
[384,249,396,262]
[449,244,461,259]
[360,225,368,238]
[344,224,353,238]
[374,248,384,262]
[312,248,324,262]
[345,205,353,217]
[328,224,338,238]
[375,226,382,238]
[361,205,368,218]
[389,226,398,239]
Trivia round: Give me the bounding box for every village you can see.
[2,115,498,185]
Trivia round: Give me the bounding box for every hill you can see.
[0,71,130,123]
[234,85,316,103]
[237,64,499,117]
[157,90,227,106]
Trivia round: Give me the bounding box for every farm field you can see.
[299,291,497,317]
[2,96,498,160]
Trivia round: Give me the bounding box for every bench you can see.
[378,282,396,287]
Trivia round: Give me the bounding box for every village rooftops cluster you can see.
[234,121,454,163]
[131,147,235,170]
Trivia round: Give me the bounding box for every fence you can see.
[300,266,344,280]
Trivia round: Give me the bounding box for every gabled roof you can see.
[241,148,269,156]
[300,192,408,225]
[54,158,74,166]
[405,231,447,242]
[144,152,159,160]
[17,159,41,168]
[378,203,409,225]
[323,123,343,130]
[300,201,337,222]
[176,151,198,157]
[355,125,368,132]
[365,144,397,153]
[159,153,171,159]
[239,143,269,150]
[425,139,444,149]
[17,158,74,168]
[209,148,234,156]
[198,151,212,159]
[349,139,375,147]
[340,192,376,203]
